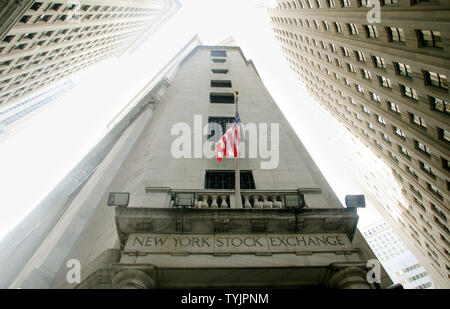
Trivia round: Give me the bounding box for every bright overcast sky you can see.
[0,0,387,240]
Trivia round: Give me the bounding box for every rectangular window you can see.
[377,115,387,125]
[31,2,43,10]
[410,113,427,128]
[211,69,229,74]
[364,25,378,38]
[383,0,398,4]
[388,147,398,160]
[402,85,419,101]
[212,58,226,63]
[373,56,386,69]
[380,76,392,88]
[417,30,443,49]
[347,63,356,73]
[388,27,405,42]
[415,140,431,156]
[410,184,422,198]
[441,157,449,171]
[437,128,450,143]
[342,0,351,7]
[210,93,234,104]
[389,101,401,114]
[356,84,364,94]
[341,46,351,57]
[371,92,381,102]
[361,69,372,79]
[207,117,235,141]
[398,145,411,159]
[420,161,436,179]
[330,43,337,53]
[356,51,366,62]
[19,15,31,23]
[406,165,418,178]
[3,35,14,43]
[395,62,412,77]
[425,71,448,90]
[394,126,406,139]
[430,97,449,114]
[359,0,369,6]
[348,23,358,35]
[334,22,343,32]
[211,80,232,88]
[427,182,443,200]
[205,170,255,190]
[211,50,227,57]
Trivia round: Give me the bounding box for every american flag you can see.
[216,115,241,163]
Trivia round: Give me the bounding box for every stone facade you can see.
[0,0,178,107]
[267,0,449,288]
[9,45,391,289]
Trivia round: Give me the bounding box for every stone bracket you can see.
[288,217,305,233]
[250,219,267,232]
[213,218,231,232]
[323,218,341,231]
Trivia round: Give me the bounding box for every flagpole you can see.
[234,91,242,208]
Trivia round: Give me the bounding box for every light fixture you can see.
[284,193,305,208]
[345,195,366,208]
[174,193,195,208]
[107,192,130,207]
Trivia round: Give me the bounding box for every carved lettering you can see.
[126,233,352,254]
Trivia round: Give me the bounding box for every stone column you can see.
[111,269,155,289]
[328,266,372,289]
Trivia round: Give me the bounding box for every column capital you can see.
[111,269,155,289]
[327,265,373,289]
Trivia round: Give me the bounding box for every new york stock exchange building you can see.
[2,44,393,289]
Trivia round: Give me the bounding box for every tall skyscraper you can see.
[0,0,180,106]
[4,44,392,289]
[267,0,449,288]
[362,220,433,289]
[0,34,201,289]
[0,78,74,138]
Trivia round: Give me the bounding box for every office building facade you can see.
[267,0,449,287]
[0,0,179,107]
[0,78,74,137]
[362,221,433,289]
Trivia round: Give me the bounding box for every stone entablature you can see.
[125,233,353,254]
[114,207,359,250]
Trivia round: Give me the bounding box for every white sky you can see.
[0,0,386,240]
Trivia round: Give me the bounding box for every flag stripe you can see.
[216,116,240,162]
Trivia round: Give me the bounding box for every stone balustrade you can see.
[170,190,234,209]
[169,189,311,209]
[241,192,285,209]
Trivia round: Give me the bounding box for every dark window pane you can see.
[211,50,227,57]
[211,80,232,88]
[205,171,255,189]
[210,93,234,103]
[207,117,235,141]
